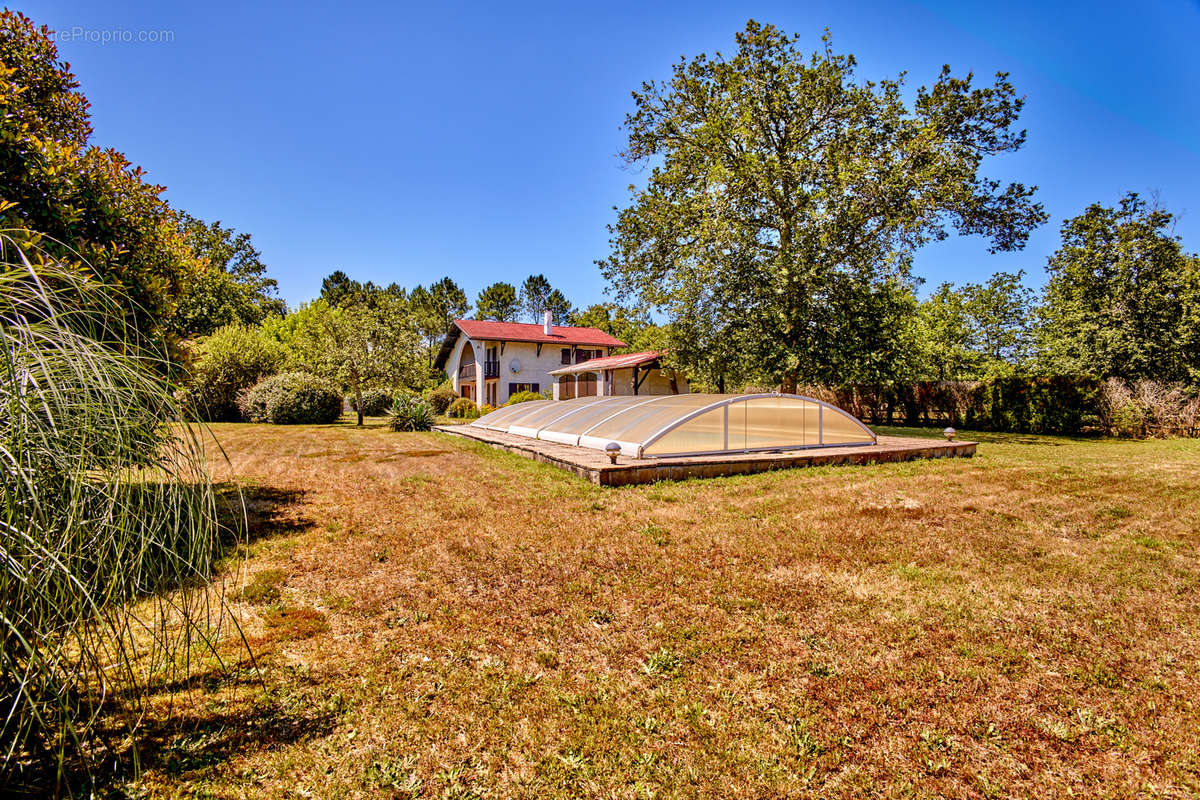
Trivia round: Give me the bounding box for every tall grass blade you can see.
[0,232,241,794]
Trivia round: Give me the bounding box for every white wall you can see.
[552,367,689,399]
[446,334,479,398]
[447,337,607,405]
[608,368,688,396]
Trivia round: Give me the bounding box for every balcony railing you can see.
[484,360,500,379]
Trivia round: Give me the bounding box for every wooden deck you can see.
[434,424,977,486]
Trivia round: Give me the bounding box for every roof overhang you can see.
[433,323,461,370]
[548,351,664,376]
[436,320,628,370]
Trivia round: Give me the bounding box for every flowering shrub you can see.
[447,397,479,419]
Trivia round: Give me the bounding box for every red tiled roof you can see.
[548,351,663,376]
[452,319,626,348]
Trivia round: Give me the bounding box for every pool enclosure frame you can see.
[471,393,877,459]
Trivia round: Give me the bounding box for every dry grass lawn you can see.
[126,421,1200,799]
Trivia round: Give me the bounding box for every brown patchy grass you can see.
[129,420,1200,799]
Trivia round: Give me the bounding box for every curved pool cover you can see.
[471,393,876,459]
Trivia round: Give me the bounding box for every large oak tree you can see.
[1038,193,1200,384]
[599,21,1046,389]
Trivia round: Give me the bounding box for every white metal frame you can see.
[508,396,610,439]
[546,394,674,450]
[636,393,876,459]
[472,399,555,431]
[472,392,876,460]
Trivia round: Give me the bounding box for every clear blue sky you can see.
[21,0,1200,311]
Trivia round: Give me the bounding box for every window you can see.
[509,383,540,396]
[561,348,572,365]
[575,349,600,364]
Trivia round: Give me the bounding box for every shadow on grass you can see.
[873,425,1110,446]
[214,483,314,548]
[8,485,329,797]
[122,688,342,783]
[27,677,345,798]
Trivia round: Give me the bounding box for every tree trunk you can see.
[355,386,364,427]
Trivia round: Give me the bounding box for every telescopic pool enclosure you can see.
[471,393,876,459]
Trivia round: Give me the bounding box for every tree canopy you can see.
[518,274,574,324]
[171,213,287,337]
[919,271,1034,380]
[475,281,519,322]
[0,11,201,340]
[1038,193,1200,384]
[599,20,1046,390]
[268,296,423,425]
[410,277,470,365]
[570,302,664,353]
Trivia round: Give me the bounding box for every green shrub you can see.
[238,372,343,424]
[178,324,284,421]
[349,388,393,417]
[388,395,435,431]
[426,387,457,414]
[447,397,479,419]
[504,390,543,406]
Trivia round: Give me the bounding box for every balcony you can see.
[484,360,500,379]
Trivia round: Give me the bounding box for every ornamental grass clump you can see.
[0,234,237,791]
[388,395,435,432]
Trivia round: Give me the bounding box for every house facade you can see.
[434,312,627,407]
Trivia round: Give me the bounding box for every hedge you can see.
[813,376,1104,435]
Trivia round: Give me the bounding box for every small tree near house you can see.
[293,297,424,426]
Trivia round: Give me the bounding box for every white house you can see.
[434,311,627,407]
[434,311,689,406]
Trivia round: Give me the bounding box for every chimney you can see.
[543,309,552,336]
